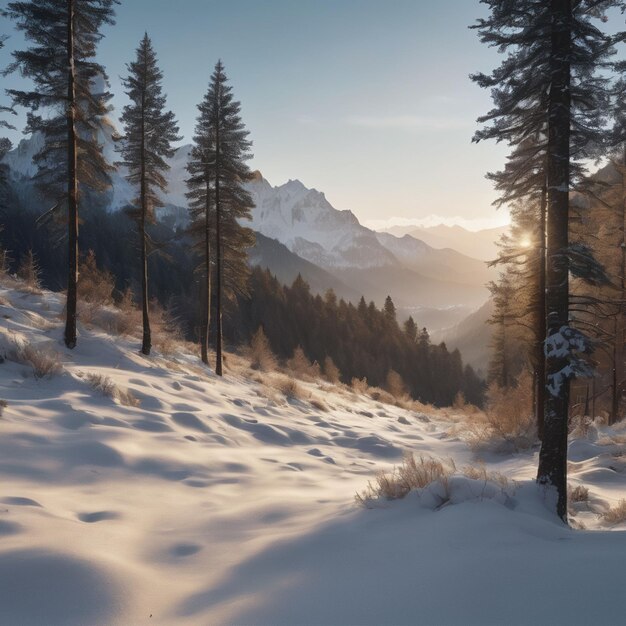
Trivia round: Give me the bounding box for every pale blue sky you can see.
[1,1,622,229]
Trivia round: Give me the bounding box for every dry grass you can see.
[310,396,329,412]
[274,375,305,401]
[385,369,407,398]
[602,499,626,525]
[569,485,589,503]
[351,377,369,394]
[356,453,454,505]
[323,356,341,384]
[85,372,140,407]
[367,386,396,405]
[15,343,64,378]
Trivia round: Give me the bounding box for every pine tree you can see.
[404,315,418,342]
[383,295,396,324]
[473,0,621,520]
[187,60,255,374]
[5,0,118,348]
[119,33,180,356]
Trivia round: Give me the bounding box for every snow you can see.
[1,283,626,625]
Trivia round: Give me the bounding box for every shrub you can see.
[151,299,184,356]
[0,399,6,417]
[385,369,407,398]
[77,250,115,306]
[286,346,320,380]
[603,499,626,525]
[323,356,341,384]
[468,371,536,450]
[249,327,277,371]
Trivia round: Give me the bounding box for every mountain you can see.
[249,233,362,302]
[433,298,493,374]
[383,224,508,261]
[3,131,493,313]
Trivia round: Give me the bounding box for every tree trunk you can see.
[536,181,547,439]
[214,92,223,377]
[201,170,211,366]
[537,0,571,523]
[64,0,78,349]
[140,52,151,356]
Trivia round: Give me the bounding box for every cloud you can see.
[363,213,510,232]
[346,114,469,132]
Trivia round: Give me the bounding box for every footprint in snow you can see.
[0,520,22,535]
[77,511,119,523]
[1,497,42,507]
[171,543,201,557]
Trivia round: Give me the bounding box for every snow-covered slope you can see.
[1,280,626,625]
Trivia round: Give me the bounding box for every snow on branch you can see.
[545,325,594,398]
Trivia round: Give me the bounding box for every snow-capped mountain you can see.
[2,130,494,311]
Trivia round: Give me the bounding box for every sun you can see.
[519,235,533,248]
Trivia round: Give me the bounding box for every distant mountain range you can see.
[380,223,508,262]
[3,129,499,332]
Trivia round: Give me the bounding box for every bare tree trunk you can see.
[201,171,211,366]
[536,181,547,439]
[140,55,151,356]
[214,91,223,377]
[614,143,626,423]
[537,0,571,523]
[64,0,78,349]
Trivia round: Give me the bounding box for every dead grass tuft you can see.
[603,499,626,525]
[85,372,140,407]
[15,343,63,378]
[356,453,454,505]
[351,376,369,394]
[569,485,589,503]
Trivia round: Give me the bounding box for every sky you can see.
[0,0,619,231]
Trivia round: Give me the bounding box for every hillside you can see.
[1,279,626,624]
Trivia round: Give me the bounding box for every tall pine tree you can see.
[5,0,118,348]
[119,33,180,355]
[473,0,621,520]
[187,60,254,374]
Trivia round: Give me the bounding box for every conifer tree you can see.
[5,0,118,348]
[187,60,255,374]
[473,0,621,520]
[119,33,180,355]
[383,295,396,324]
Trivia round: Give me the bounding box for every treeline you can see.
[0,198,486,407]
[229,268,485,407]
